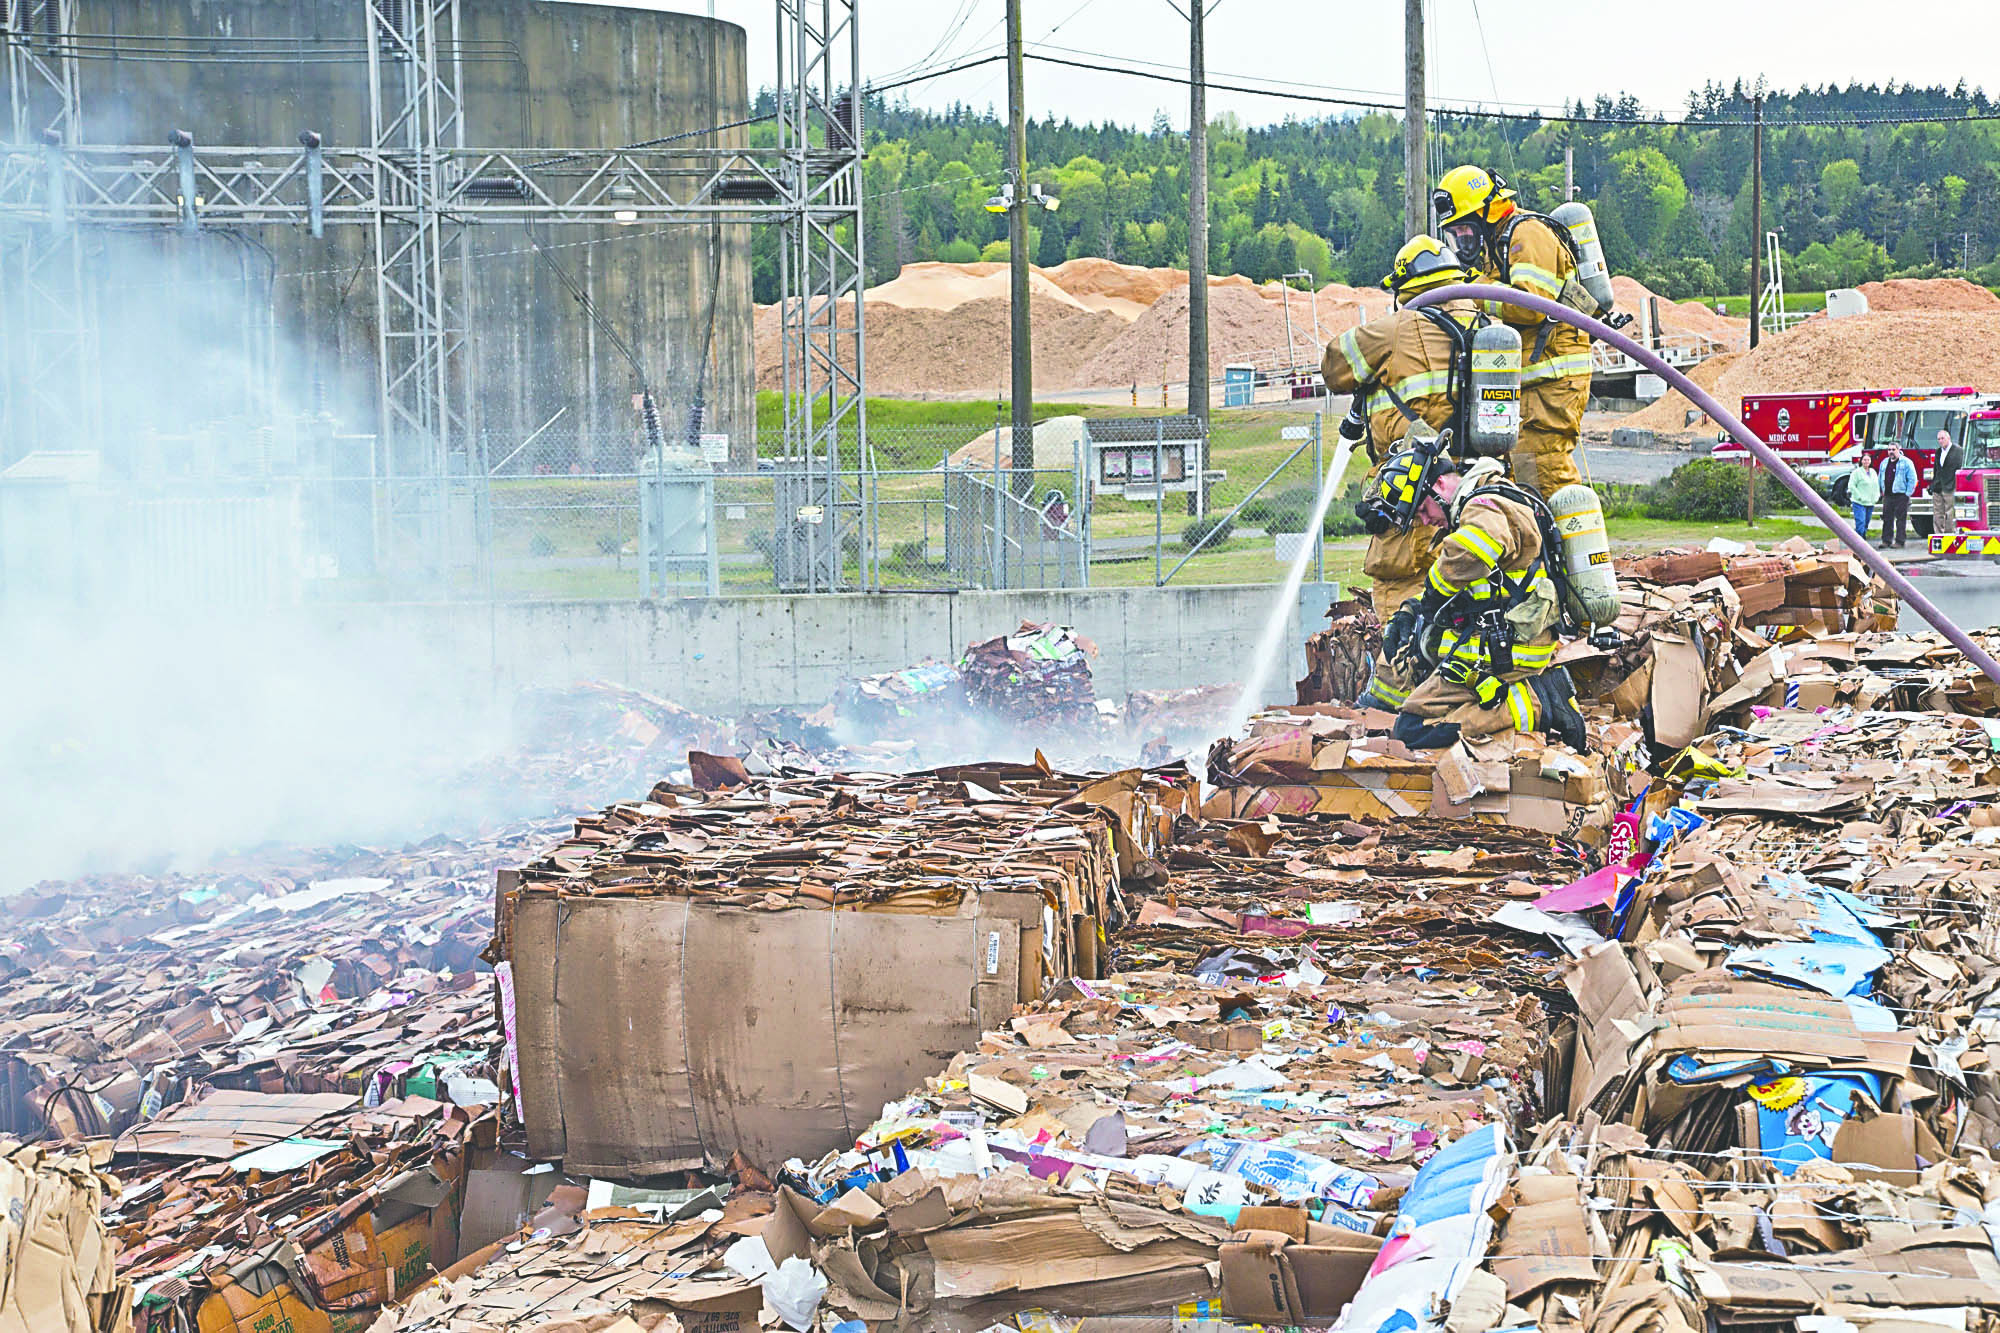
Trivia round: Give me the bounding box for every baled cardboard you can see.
[1831,1109,1946,1186]
[1649,634,1711,749]
[1219,1233,1295,1322]
[514,891,1045,1174]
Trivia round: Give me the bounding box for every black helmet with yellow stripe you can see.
[1357,441,1457,535]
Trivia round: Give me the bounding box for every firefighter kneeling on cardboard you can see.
[1388,458,1589,752]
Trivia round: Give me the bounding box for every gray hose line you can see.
[1404,282,2000,690]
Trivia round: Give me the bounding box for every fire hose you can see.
[1404,282,2000,691]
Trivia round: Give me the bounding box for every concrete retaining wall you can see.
[330,582,1340,712]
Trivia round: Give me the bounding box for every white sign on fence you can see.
[699,433,730,463]
[1281,425,1311,441]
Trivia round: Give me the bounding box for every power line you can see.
[868,53,1006,97]
[871,0,982,85]
[1014,50,2000,129]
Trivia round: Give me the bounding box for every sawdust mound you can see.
[1243,280,1392,340]
[1621,310,2000,433]
[865,261,1086,313]
[1854,277,2000,313]
[1075,283,1297,389]
[753,294,1127,396]
[1044,257,1187,306]
[1625,351,1746,432]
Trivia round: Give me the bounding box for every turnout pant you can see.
[1511,375,1588,498]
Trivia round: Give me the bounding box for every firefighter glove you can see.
[1382,602,1420,660]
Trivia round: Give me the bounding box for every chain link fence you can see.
[0,411,1351,609]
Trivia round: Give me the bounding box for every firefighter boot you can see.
[1530,667,1587,752]
[1393,711,1463,751]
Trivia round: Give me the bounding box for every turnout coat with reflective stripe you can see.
[1319,298,1481,459]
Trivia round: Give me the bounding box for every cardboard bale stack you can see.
[1294,596,1383,708]
[496,761,1197,1178]
[1125,812,1594,993]
[1617,537,1900,639]
[112,1097,489,1333]
[0,821,564,1333]
[0,828,531,1144]
[1564,539,1905,753]
[957,622,1098,728]
[1206,705,1636,847]
[1,1141,128,1333]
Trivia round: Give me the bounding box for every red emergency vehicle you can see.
[1719,386,1986,541]
[1932,407,2000,555]
[1717,390,1892,466]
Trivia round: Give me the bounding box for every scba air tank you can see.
[1549,483,1621,626]
[1466,323,1521,459]
[1550,201,1618,317]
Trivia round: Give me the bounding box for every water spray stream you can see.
[1227,425,1358,733]
[1404,283,2000,691]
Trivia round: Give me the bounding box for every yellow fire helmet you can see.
[1382,235,1466,301]
[1432,164,1515,228]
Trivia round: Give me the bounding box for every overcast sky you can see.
[575,0,2000,129]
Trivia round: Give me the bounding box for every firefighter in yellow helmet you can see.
[1319,235,1487,712]
[1375,454,1588,752]
[1318,238,1483,694]
[1433,165,1590,497]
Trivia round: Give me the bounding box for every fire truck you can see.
[1718,386,1990,541]
[1930,405,2000,555]
[1717,390,1892,467]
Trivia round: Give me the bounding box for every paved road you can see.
[1578,445,1684,484]
[1899,563,2000,633]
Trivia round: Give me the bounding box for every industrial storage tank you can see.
[37,0,754,470]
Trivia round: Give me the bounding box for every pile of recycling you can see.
[0,824,549,1333]
[379,788,1609,1333]
[957,622,1100,727]
[1205,702,1647,850]
[361,613,2000,1333]
[29,536,2000,1333]
[1299,538,1905,728]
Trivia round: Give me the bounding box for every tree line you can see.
[743,80,2000,304]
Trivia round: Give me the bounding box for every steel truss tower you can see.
[0,0,868,588]
[2,0,95,449]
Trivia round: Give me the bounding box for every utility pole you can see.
[1007,0,1033,486]
[1402,0,1427,238]
[1748,94,1763,350]
[1563,144,1575,201]
[1187,0,1210,427]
